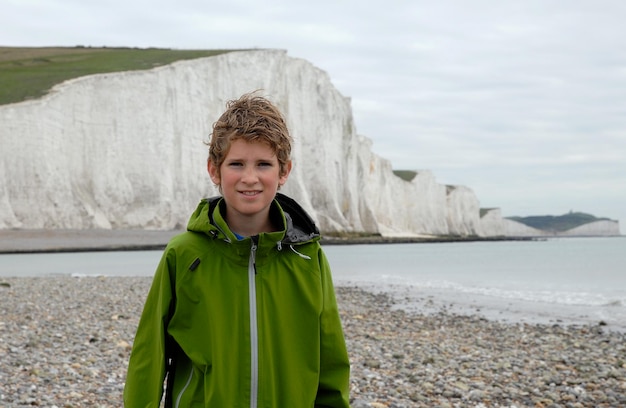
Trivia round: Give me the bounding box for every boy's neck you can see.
[226,212,276,238]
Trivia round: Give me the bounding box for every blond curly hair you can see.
[208,92,293,178]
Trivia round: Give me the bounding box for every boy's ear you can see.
[208,160,220,185]
[279,160,293,186]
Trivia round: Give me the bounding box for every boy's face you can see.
[208,139,291,226]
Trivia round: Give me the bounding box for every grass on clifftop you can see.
[393,170,417,181]
[507,212,614,232]
[0,46,236,105]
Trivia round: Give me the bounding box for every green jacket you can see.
[124,193,351,407]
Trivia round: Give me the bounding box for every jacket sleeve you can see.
[123,246,175,407]
[315,248,351,407]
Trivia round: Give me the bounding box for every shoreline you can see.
[3,230,624,334]
[1,275,625,407]
[342,281,626,334]
[0,229,542,254]
[2,228,622,254]
[0,229,181,254]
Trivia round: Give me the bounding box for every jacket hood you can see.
[186,192,320,245]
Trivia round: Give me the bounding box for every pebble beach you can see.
[1,275,625,408]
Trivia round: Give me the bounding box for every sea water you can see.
[324,237,626,330]
[1,237,624,330]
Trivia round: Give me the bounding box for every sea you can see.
[1,236,624,331]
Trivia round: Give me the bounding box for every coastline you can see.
[3,226,622,254]
[2,231,623,332]
[1,275,624,407]
[0,229,182,254]
[0,228,538,254]
[343,281,626,333]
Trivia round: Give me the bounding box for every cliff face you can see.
[499,219,548,238]
[0,50,618,237]
[495,218,621,238]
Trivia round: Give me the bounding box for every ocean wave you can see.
[367,277,626,308]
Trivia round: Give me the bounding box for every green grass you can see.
[393,170,417,181]
[507,212,613,232]
[0,46,238,105]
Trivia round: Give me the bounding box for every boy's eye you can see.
[258,162,273,167]
[228,162,243,167]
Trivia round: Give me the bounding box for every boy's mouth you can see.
[240,190,261,196]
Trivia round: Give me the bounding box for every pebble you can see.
[1,277,625,407]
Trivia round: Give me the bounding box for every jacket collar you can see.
[186,193,320,246]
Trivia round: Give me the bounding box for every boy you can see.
[124,92,351,407]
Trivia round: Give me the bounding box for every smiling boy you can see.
[208,138,291,237]
[124,92,351,407]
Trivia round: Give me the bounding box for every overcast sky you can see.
[2,0,625,232]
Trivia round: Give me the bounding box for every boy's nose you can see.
[241,166,258,183]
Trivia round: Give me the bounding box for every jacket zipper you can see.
[174,365,194,408]
[248,238,259,408]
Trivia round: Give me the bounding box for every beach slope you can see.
[1,276,624,407]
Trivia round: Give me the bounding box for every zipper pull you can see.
[251,237,258,274]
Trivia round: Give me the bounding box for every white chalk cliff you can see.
[0,50,619,237]
[558,221,620,236]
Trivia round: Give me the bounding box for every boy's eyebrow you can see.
[226,156,277,161]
